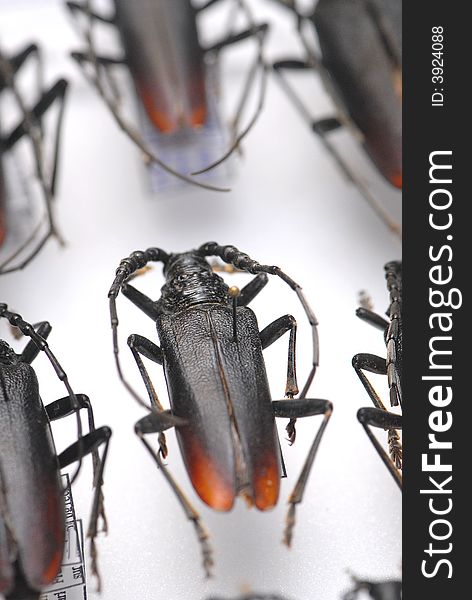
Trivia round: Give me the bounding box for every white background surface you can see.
[0,1,401,599]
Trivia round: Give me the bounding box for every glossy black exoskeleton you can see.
[108,242,332,576]
[352,261,403,489]
[0,304,111,599]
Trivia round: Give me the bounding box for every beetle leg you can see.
[204,23,268,53]
[46,392,110,557]
[260,315,298,398]
[70,50,126,68]
[2,78,68,191]
[0,78,69,274]
[352,352,402,469]
[121,282,160,321]
[58,426,112,592]
[46,392,101,478]
[237,273,268,306]
[357,407,402,490]
[65,1,116,24]
[272,58,311,71]
[3,43,42,90]
[135,414,214,578]
[127,333,169,458]
[1,44,43,111]
[352,353,388,409]
[356,307,389,331]
[272,57,402,238]
[260,314,299,445]
[127,333,163,365]
[273,397,332,547]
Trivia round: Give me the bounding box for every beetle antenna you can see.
[108,248,169,410]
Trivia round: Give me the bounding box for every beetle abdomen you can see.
[0,363,64,593]
[158,306,280,511]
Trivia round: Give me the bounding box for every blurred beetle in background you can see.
[270,0,402,237]
[67,0,269,191]
[0,44,68,274]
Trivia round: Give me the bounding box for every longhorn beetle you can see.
[270,0,402,237]
[108,242,332,576]
[0,44,68,274]
[66,0,269,192]
[0,304,111,599]
[352,261,402,489]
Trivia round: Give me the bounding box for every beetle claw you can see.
[388,430,403,470]
[286,419,297,445]
[158,432,168,459]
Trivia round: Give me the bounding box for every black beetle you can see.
[0,45,68,274]
[352,261,402,489]
[108,242,332,576]
[66,0,269,191]
[0,304,111,599]
[343,576,402,600]
[271,0,402,236]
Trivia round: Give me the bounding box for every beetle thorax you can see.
[158,252,229,314]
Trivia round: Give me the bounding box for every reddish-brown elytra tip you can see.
[36,485,65,587]
[138,84,177,133]
[253,458,280,511]
[40,548,63,588]
[137,84,206,133]
[389,171,402,189]
[187,104,206,129]
[186,440,235,512]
